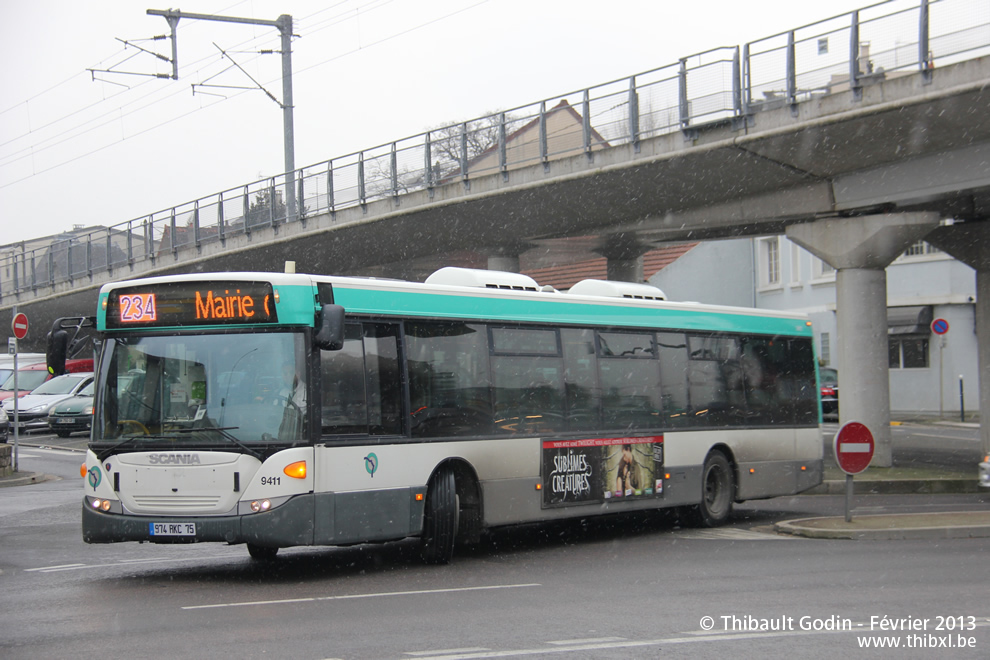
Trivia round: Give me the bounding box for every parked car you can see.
[0,359,94,403]
[47,380,95,437]
[820,367,838,417]
[2,372,94,433]
[0,353,46,387]
[0,408,8,442]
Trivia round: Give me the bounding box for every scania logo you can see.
[148,454,202,465]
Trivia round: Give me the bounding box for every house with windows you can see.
[648,236,979,418]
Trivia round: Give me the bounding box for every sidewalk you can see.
[775,511,990,540]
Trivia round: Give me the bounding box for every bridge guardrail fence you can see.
[2,0,988,302]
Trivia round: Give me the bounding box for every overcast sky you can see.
[1,0,870,245]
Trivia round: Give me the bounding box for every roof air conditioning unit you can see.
[567,279,667,301]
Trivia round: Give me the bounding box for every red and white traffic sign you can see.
[11,312,28,340]
[931,318,950,335]
[833,421,874,474]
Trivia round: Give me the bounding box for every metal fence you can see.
[2,0,988,301]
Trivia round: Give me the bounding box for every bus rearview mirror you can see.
[315,304,345,351]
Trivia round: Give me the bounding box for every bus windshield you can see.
[95,331,308,449]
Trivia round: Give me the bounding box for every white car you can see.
[2,373,94,433]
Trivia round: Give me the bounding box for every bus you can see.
[64,265,823,563]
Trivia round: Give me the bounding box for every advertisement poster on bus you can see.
[541,435,663,508]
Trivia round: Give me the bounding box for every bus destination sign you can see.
[106,281,278,328]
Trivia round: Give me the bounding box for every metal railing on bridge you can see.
[2,0,987,301]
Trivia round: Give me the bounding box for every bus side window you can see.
[657,333,690,427]
[320,323,403,437]
[406,322,493,438]
[687,334,744,425]
[490,327,564,435]
[320,324,367,435]
[597,331,661,431]
[561,328,601,432]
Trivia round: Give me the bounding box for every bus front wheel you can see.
[420,465,459,564]
[247,544,278,561]
[690,451,734,527]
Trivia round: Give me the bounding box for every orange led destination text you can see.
[195,289,266,320]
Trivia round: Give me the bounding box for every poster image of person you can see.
[603,438,659,499]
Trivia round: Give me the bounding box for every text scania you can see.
[550,453,592,497]
[195,289,260,320]
[148,454,202,465]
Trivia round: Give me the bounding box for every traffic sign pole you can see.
[833,421,875,522]
[10,308,22,472]
[932,319,949,418]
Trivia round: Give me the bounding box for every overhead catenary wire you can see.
[0,1,489,189]
[0,0,396,157]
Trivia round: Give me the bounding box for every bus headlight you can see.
[250,499,272,512]
[87,497,118,513]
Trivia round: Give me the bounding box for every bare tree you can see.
[427,113,508,180]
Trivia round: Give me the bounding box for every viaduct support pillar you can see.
[485,242,532,273]
[926,221,990,458]
[787,213,940,467]
[596,234,650,283]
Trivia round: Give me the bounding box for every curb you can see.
[0,472,58,488]
[805,478,981,495]
[775,512,990,540]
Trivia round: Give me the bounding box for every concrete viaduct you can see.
[3,52,990,467]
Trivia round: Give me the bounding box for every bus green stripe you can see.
[332,287,812,337]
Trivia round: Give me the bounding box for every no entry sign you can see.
[833,421,874,474]
[11,313,28,340]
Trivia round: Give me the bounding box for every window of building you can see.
[759,237,780,288]
[812,257,835,280]
[888,336,929,369]
[789,241,802,285]
[899,241,941,260]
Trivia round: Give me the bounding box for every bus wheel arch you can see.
[689,447,736,528]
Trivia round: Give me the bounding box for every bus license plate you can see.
[150,522,196,536]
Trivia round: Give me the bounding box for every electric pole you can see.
[146,9,297,224]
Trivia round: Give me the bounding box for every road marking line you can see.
[406,649,491,657]
[546,637,626,645]
[402,630,825,659]
[28,554,238,573]
[182,583,541,610]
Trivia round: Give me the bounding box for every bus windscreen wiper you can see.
[165,426,263,460]
[95,427,262,461]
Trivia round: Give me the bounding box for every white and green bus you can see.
[69,266,822,563]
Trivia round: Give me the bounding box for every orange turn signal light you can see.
[415,493,424,502]
[80,463,87,478]
[283,461,307,479]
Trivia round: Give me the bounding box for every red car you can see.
[820,367,838,417]
[0,359,94,403]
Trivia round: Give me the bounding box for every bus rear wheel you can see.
[247,544,278,561]
[689,451,734,527]
[420,465,459,564]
